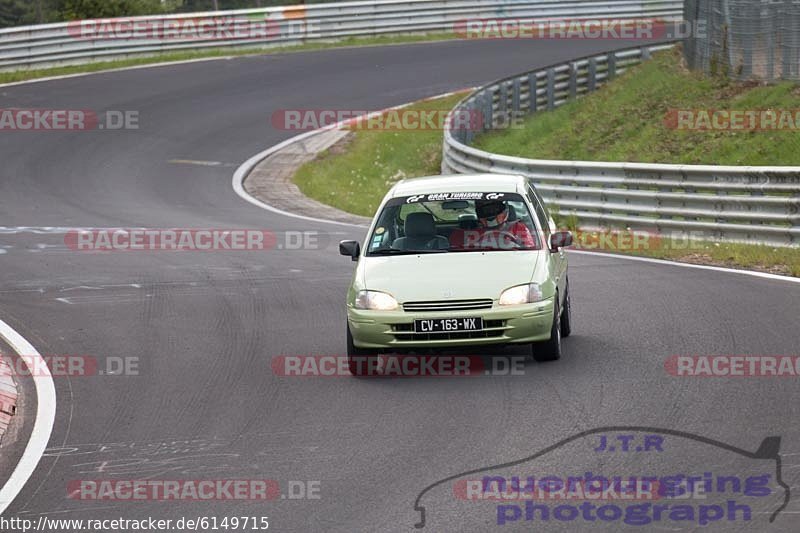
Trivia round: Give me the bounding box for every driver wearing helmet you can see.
[449,199,536,250]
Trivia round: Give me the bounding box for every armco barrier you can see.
[442,44,800,247]
[0,0,682,70]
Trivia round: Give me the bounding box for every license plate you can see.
[414,317,483,333]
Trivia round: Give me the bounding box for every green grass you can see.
[0,32,458,85]
[474,48,800,166]
[293,93,466,217]
[619,238,800,277]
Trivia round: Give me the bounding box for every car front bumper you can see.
[347,297,555,349]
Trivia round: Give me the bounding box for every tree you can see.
[0,0,303,27]
[58,0,170,20]
[0,0,31,28]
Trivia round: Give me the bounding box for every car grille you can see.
[402,299,494,312]
[391,320,506,342]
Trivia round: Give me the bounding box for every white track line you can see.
[0,320,56,515]
[570,250,800,284]
[232,89,470,229]
[232,96,800,286]
[0,56,245,89]
[232,130,368,229]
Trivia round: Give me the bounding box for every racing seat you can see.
[393,212,449,250]
[506,204,518,222]
[458,213,479,229]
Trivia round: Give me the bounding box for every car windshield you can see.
[366,192,541,255]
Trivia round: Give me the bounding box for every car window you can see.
[400,202,465,223]
[527,185,552,242]
[366,192,541,254]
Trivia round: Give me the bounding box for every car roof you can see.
[390,174,526,197]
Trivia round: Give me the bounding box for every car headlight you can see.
[355,290,399,311]
[499,283,544,306]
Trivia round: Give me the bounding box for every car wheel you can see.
[347,324,373,376]
[560,278,572,338]
[531,296,562,362]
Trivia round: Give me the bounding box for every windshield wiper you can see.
[419,203,446,222]
[370,247,448,255]
[450,246,534,252]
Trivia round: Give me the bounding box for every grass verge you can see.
[293,93,466,217]
[474,48,800,166]
[625,240,800,277]
[0,32,458,85]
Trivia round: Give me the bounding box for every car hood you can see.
[360,251,541,303]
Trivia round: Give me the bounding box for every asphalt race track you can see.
[0,38,799,532]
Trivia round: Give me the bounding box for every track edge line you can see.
[0,320,56,515]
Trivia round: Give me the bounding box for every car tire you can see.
[347,324,373,376]
[531,296,562,362]
[560,278,572,338]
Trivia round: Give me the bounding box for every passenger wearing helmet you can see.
[449,199,536,250]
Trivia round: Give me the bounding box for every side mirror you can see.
[339,240,361,261]
[549,231,573,252]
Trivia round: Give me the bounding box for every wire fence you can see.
[684,0,800,81]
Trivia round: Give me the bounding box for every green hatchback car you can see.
[339,174,573,375]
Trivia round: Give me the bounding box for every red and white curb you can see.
[0,320,56,515]
[0,359,17,437]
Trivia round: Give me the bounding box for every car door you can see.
[527,184,567,305]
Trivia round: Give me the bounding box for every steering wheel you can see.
[493,231,523,248]
[425,237,448,250]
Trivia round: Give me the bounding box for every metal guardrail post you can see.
[464,101,476,144]
[546,68,555,111]
[588,58,597,92]
[527,72,538,113]
[483,92,493,132]
[512,78,521,113]
[607,53,617,80]
[568,62,577,100]
[499,82,508,119]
